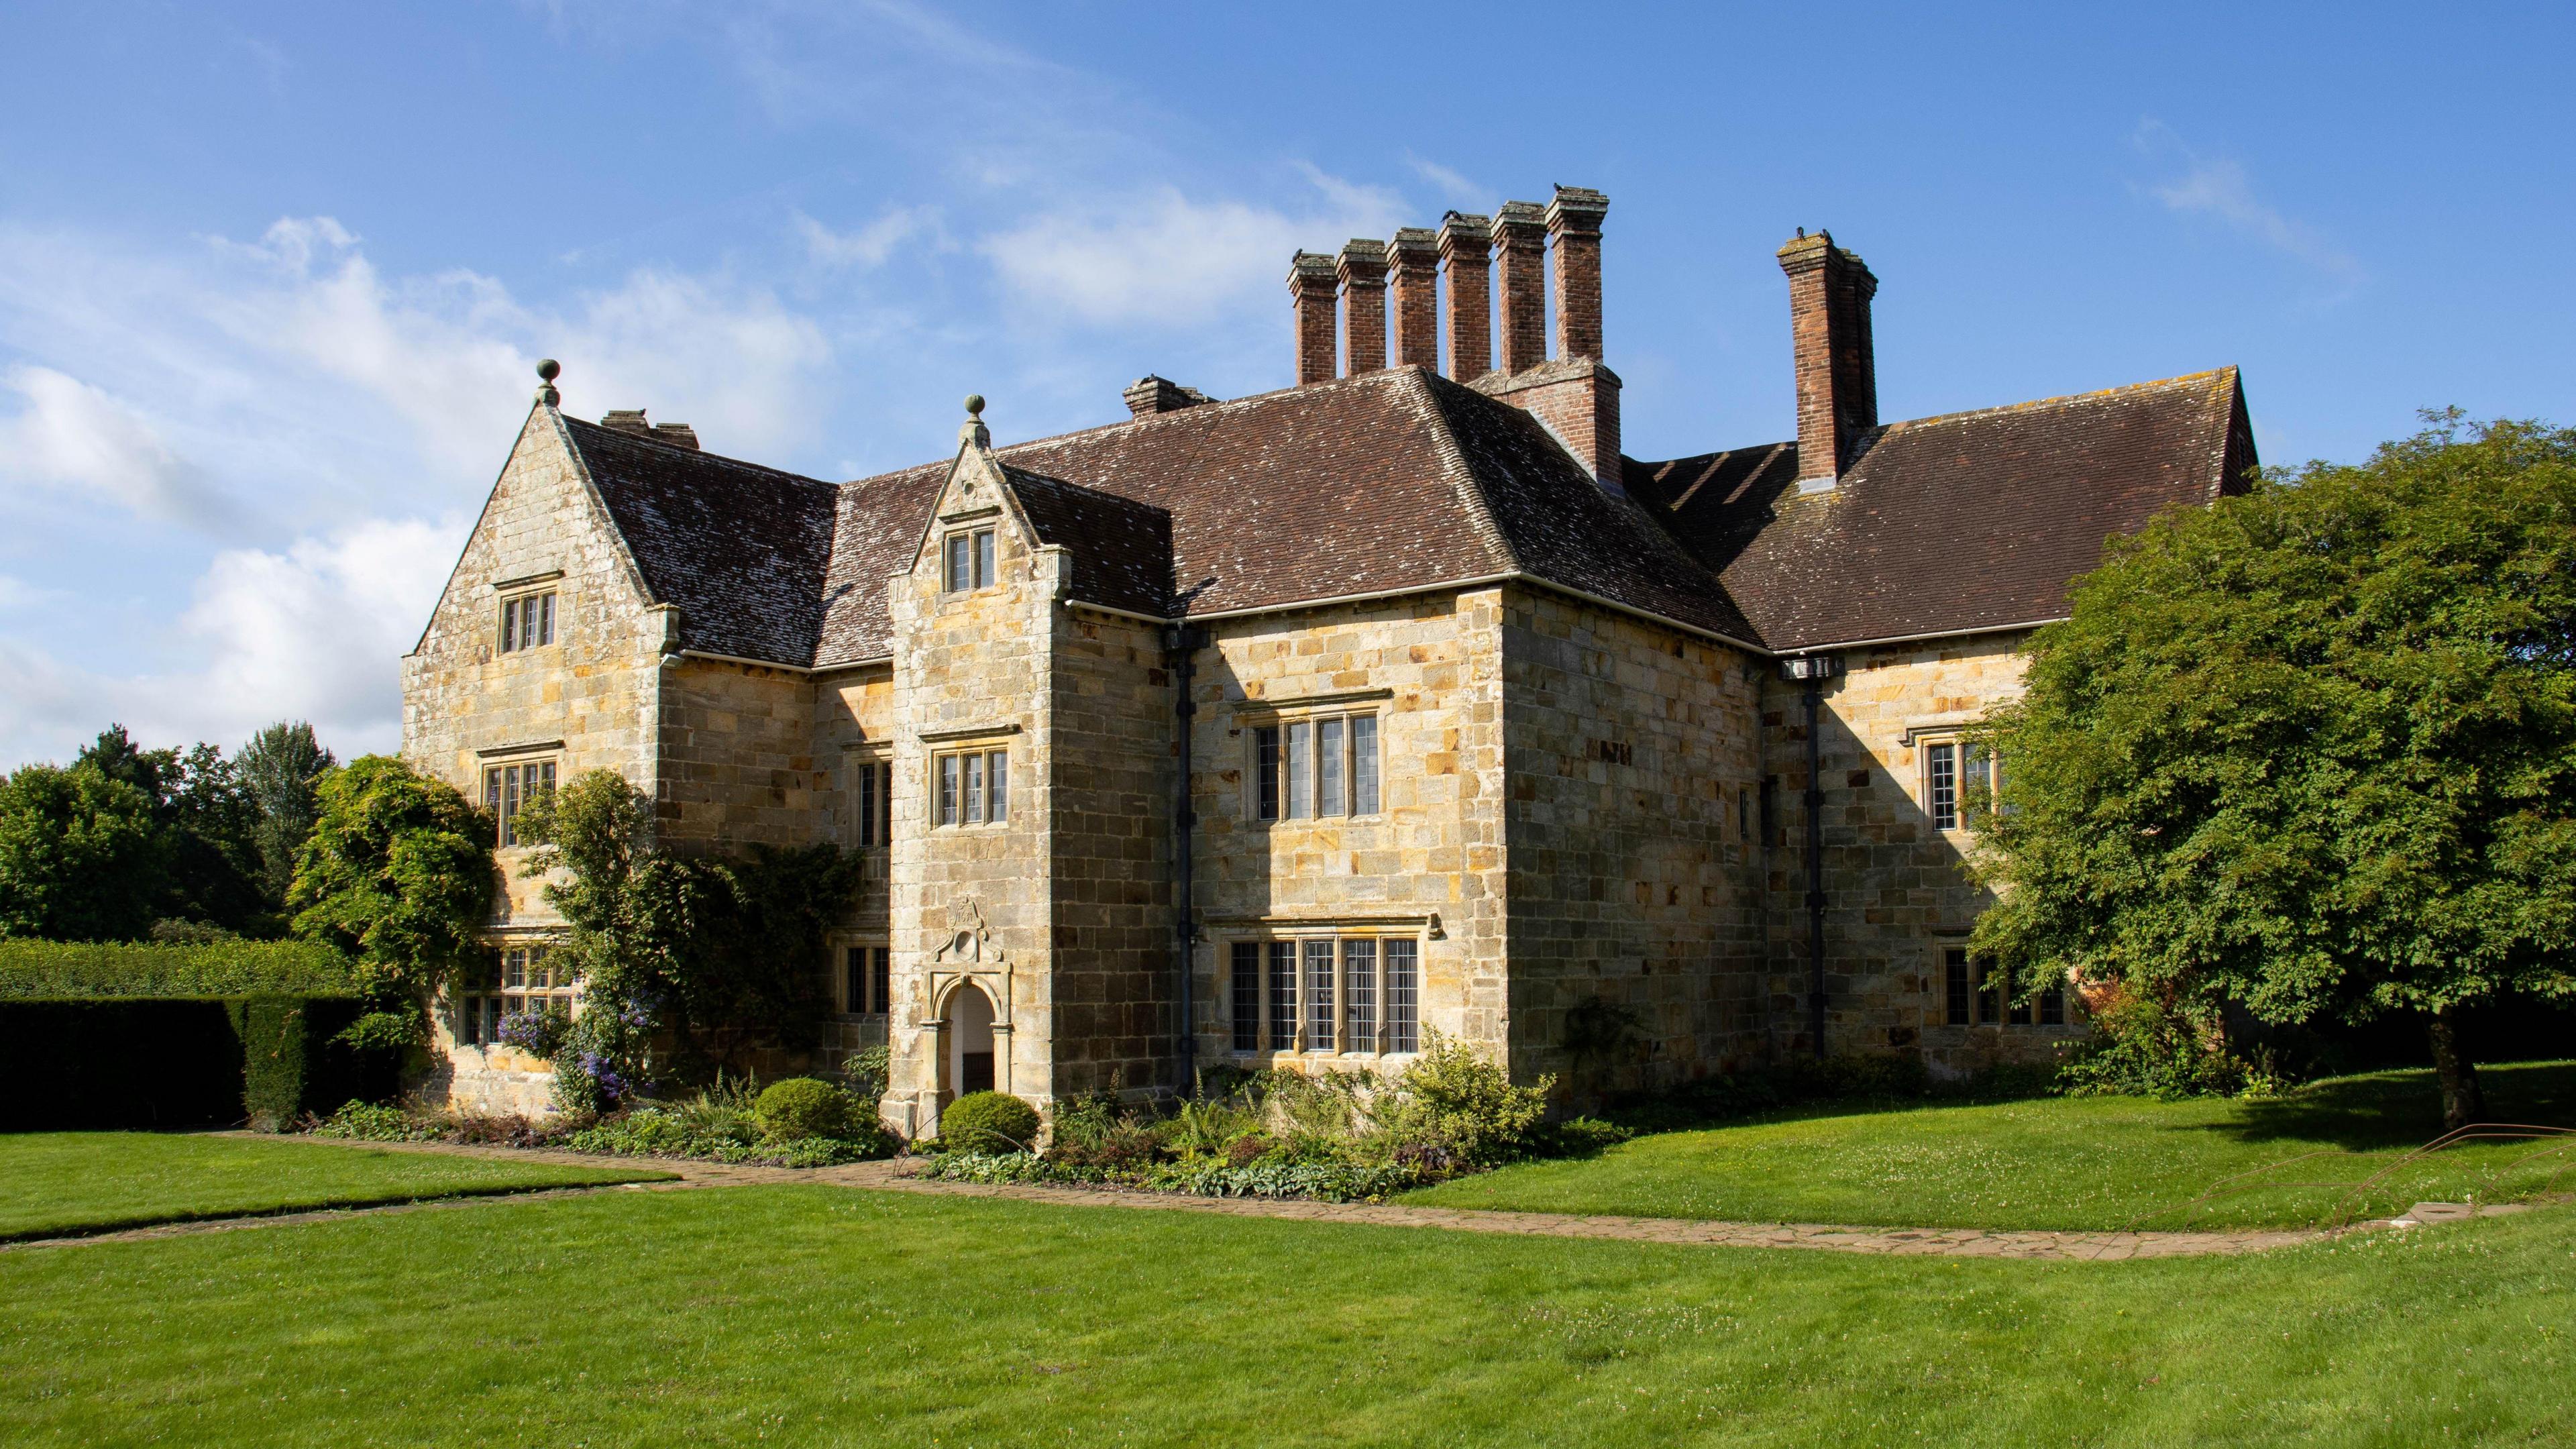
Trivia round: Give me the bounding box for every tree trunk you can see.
[2426,1004,2487,1132]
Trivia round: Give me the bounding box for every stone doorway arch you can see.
[945,979,998,1097]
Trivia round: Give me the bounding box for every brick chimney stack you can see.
[1493,201,1549,374]
[1777,229,1880,490]
[1438,212,1493,380]
[1389,229,1440,371]
[1546,186,1609,362]
[1338,239,1389,375]
[1288,252,1340,386]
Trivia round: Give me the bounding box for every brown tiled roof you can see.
[1626,368,2253,651]
[835,368,1759,647]
[1004,469,1174,621]
[561,417,839,663]
[560,363,2249,669]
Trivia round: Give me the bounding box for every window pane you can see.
[871,948,891,1016]
[1350,716,1379,814]
[1928,743,1958,830]
[503,949,524,989]
[537,592,555,646]
[962,752,983,824]
[1342,938,1376,1051]
[1285,722,1311,820]
[877,763,893,843]
[975,529,996,588]
[1383,940,1417,1053]
[1964,743,1991,822]
[537,761,555,796]
[945,535,968,592]
[1975,959,2000,1026]
[500,598,518,652]
[1254,727,1281,821]
[987,751,1007,823]
[856,759,878,846]
[502,765,521,846]
[1268,942,1297,1050]
[1318,718,1344,816]
[2039,982,2065,1026]
[846,946,866,1013]
[938,755,959,826]
[1304,940,1336,1051]
[1944,949,1970,1026]
[1231,942,1260,1053]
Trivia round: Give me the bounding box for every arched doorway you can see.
[947,981,996,1097]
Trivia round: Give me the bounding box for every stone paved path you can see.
[5,1132,2481,1259]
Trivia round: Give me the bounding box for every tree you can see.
[0,762,169,941]
[72,725,268,934]
[289,755,495,1045]
[235,722,336,906]
[1970,415,2576,1129]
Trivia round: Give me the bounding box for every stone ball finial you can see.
[964,393,985,419]
[537,358,561,382]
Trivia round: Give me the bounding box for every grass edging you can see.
[1,1173,674,1245]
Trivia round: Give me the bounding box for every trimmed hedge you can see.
[0,939,360,1001]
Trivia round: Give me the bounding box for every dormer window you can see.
[943,529,996,592]
[500,591,555,652]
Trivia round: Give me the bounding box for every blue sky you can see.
[2,1,2569,769]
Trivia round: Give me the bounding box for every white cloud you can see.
[981,173,1405,328]
[1403,154,1485,208]
[2137,121,2363,294]
[0,365,239,529]
[796,206,937,269]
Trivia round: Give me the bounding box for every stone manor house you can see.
[402,186,2255,1132]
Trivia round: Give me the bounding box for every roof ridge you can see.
[561,414,838,492]
[1869,367,2236,439]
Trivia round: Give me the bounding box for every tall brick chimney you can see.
[1546,186,1609,362]
[1338,239,1389,376]
[1777,229,1879,490]
[1288,252,1339,386]
[1471,186,1621,490]
[1389,229,1440,371]
[1438,212,1493,380]
[1493,201,1548,375]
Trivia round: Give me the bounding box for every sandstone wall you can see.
[1499,586,1770,1095]
[655,660,819,852]
[815,664,897,1061]
[399,407,669,1114]
[1049,606,1177,1097]
[880,455,1063,1137]
[1762,631,2082,1073]
[1187,588,1507,1076]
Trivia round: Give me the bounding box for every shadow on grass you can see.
[2214,1060,2576,1150]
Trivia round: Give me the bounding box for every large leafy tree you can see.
[235,721,337,905]
[0,762,170,941]
[1971,415,2576,1128]
[289,755,495,1044]
[76,725,269,933]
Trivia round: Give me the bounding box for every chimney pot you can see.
[1337,239,1390,375]
[1777,231,1880,489]
[1493,201,1549,375]
[1389,229,1440,372]
[651,422,700,450]
[1438,213,1495,380]
[1545,186,1609,363]
[1287,252,1340,386]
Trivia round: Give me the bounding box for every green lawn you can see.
[0,1132,671,1240]
[1408,1063,2576,1232]
[2,1182,2570,1447]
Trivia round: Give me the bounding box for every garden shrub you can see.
[311,1099,438,1141]
[938,1091,1040,1154]
[1379,1034,1552,1169]
[496,1003,572,1060]
[2054,991,2283,1099]
[755,1077,851,1140]
[1536,1114,1633,1158]
[229,996,309,1130]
